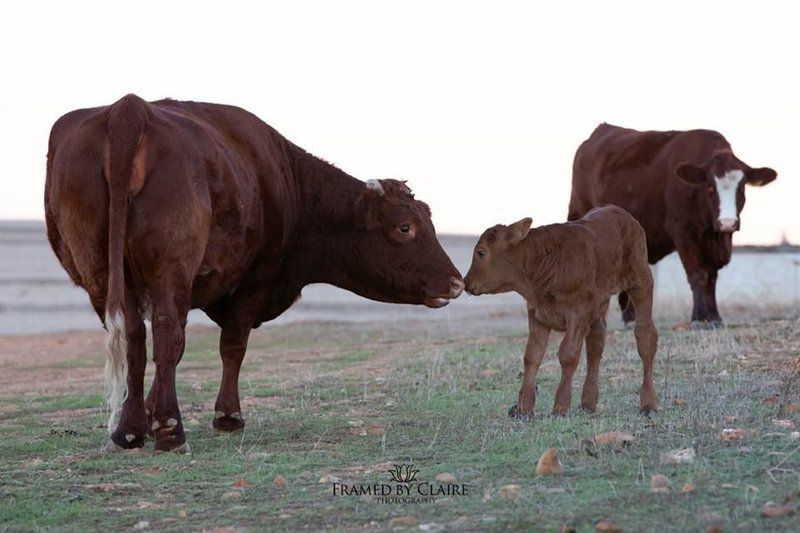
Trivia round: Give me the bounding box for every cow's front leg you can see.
[213,325,251,432]
[675,239,712,325]
[510,311,550,419]
[703,269,722,325]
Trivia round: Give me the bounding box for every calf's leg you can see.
[618,291,636,324]
[581,307,607,413]
[628,284,658,414]
[703,269,722,325]
[510,311,550,418]
[552,321,586,416]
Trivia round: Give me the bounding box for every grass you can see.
[0,315,799,531]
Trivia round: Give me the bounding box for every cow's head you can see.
[675,153,776,233]
[351,179,463,308]
[464,218,532,296]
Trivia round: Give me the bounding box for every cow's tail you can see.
[103,94,148,432]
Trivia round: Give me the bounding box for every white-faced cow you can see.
[569,123,776,326]
[45,94,464,453]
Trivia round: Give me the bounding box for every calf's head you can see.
[351,179,463,308]
[675,153,776,233]
[464,218,532,296]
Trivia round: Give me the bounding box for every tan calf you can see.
[464,205,657,417]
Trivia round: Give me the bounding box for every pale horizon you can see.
[2,1,797,245]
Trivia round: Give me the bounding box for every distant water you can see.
[1,221,798,335]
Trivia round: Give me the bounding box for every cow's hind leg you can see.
[628,284,658,414]
[149,287,191,453]
[106,289,148,450]
[581,305,608,413]
[213,324,251,432]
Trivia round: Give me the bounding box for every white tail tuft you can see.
[104,310,128,432]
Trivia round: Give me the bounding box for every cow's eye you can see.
[477,249,486,258]
[707,186,715,195]
[399,224,411,234]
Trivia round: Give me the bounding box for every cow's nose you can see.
[718,218,738,232]
[450,277,465,298]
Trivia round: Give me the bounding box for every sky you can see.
[1,1,797,244]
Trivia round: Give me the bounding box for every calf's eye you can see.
[477,250,485,258]
[399,224,411,234]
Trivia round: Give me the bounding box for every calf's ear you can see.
[675,163,707,186]
[504,218,532,246]
[746,167,777,187]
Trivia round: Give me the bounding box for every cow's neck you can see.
[283,143,367,292]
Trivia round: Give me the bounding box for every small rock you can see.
[497,484,520,500]
[388,516,418,528]
[435,472,456,483]
[221,491,242,501]
[133,521,150,530]
[479,368,498,378]
[594,520,621,532]
[319,474,340,484]
[366,425,385,436]
[723,415,737,424]
[435,498,453,505]
[681,483,695,493]
[536,448,563,475]
[246,452,270,461]
[347,420,364,427]
[672,322,690,331]
[273,475,288,488]
[178,510,187,518]
[651,474,670,493]
[593,431,635,447]
[721,428,744,442]
[673,398,687,406]
[232,479,249,488]
[660,447,696,465]
[789,431,800,440]
[786,403,800,414]
[771,419,796,429]
[762,501,795,517]
[762,396,779,405]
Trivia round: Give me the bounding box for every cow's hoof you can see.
[151,417,187,452]
[153,442,191,455]
[508,404,534,420]
[691,320,723,330]
[212,411,246,432]
[101,438,145,454]
[579,403,598,414]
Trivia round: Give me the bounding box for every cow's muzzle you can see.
[716,218,739,233]
[424,277,464,308]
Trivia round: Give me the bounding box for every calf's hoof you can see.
[212,411,246,432]
[151,417,187,452]
[153,442,191,455]
[639,404,658,415]
[508,404,534,420]
[579,403,597,414]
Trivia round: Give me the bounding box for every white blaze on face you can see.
[714,169,744,230]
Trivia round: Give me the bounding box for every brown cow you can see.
[464,205,658,417]
[45,94,464,452]
[570,123,777,326]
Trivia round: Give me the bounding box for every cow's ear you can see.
[675,163,707,186]
[746,167,777,187]
[503,218,532,246]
